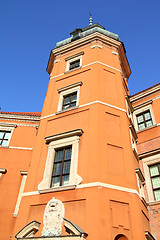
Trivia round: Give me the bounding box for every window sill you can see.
[56,106,79,115]
[0,145,9,148]
[39,184,76,194]
[148,200,160,206]
[137,124,157,133]
[64,66,82,74]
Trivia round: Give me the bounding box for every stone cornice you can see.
[130,83,160,104]
[47,32,131,79]
[0,113,40,122]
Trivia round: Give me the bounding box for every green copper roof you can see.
[56,23,120,48]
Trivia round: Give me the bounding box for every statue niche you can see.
[42,197,65,236]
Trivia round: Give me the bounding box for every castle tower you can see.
[12,23,153,240]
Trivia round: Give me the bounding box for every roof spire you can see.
[89,12,93,25]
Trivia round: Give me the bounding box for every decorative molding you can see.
[90,45,103,49]
[50,60,121,80]
[130,84,160,104]
[0,113,40,122]
[15,221,40,239]
[13,172,27,217]
[133,99,153,110]
[39,185,76,194]
[135,168,145,183]
[133,148,139,161]
[22,182,142,199]
[0,122,17,128]
[125,95,133,112]
[22,191,39,197]
[39,133,83,191]
[57,81,83,93]
[42,198,64,236]
[45,129,83,144]
[65,51,84,61]
[41,100,126,120]
[112,51,118,55]
[64,218,88,238]
[54,59,61,63]
[145,231,156,240]
[9,146,33,150]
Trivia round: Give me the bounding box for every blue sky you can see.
[1,0,160,112]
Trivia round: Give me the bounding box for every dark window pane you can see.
[63,96,70,105]
[51,177,60,187]
[65,148,72,159]
[62,175,69,186]
[69,59,80,70]
[53,163,62,175]
[55,150,63,162]
[71,93,77,101]
[63,161,71,174]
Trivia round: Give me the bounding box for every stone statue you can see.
[42,197,65,236]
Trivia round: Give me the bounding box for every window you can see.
[65,53,83,72]
[62,92,77,110]
[137,110,153,130]
[51,146,72,187]
[69,59,80,70]
[57,82,82,112]
[0,131,11,146]
[38,129,83,192]
[149,164,160,201]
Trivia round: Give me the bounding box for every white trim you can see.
[41,101,126,120]
[22,182,140,198]
[142,154,160,202]
[13,173,27,217]
[65,55,82,72]
[57,85,81,112]
[112,51,118,55]
[38,134,82,191]
[22,191,39,196]
[0,126,15,147]
[9,146,33,150]
[90,45,103,49]
[54,59,60,63]
[80,100,126,112]
[50,61,121,80]
[76,182,140,197]
[133,104,156,131]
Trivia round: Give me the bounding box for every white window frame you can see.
[133,105,156,132]
[38,129,83,192]
[142,153,160,202]
[57,82,82,112]
[65,55,82,72]
[0,124,16,147]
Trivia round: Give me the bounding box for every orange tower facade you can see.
[0,23,156,240]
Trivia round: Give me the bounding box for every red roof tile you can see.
[0,111,41,117]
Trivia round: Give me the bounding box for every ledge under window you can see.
[137,123,157,133]
[39,184,76,194]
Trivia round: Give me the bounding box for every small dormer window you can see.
[70,28,82,41]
